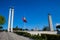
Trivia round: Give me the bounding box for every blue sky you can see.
[0,0,60,30]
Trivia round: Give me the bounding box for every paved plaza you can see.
[0,32,32,40]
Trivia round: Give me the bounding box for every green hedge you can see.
[15,32,60,40]
[14,32,31,38]
[41,34,60,40]
[14,32,43,40]
[31,34,43,40]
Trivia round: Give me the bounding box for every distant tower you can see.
[48,14,53,31]
[8,7,14,32]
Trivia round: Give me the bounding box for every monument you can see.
[48,14,53,31]
[8,7,14,32]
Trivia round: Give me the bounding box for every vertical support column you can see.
[48,14,53,31]
[8,7,14,32]
[8,8,11,32]
[11,8,14,32]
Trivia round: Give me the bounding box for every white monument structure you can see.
[8,8,14,32]
[48,14,53,31]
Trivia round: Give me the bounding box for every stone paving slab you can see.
[0,32,32,40]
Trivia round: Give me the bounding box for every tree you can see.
[13,26,19,30]
[0,15,5,25]
[13,26,23,31]
[24,28,29,31]
[0,26,3,30]
[31,29,34,31]
[0,15,5,30]
[42,26,50,31]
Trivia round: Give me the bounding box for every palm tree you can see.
[0,15,5,30]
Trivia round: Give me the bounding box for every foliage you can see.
[41,34,60,40]
[0,15,5,25]
[24,28,29,31]
[31,34,43,40]
[13,26,23,31]
[13,26,29,31]
[0,15,5,31]
[15,32,43,40]
[0,26,3,31]
[31,29,34,31]
[15,32,60,40]
[0,26,3,29]
[42,26,50,31]
[15,32,31,37]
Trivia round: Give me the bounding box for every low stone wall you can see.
[23,31,57,36]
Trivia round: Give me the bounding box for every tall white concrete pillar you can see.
[48,14,53,31]
[11,8,14,32]
[8,8,11,32]
[8,7,14,32]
